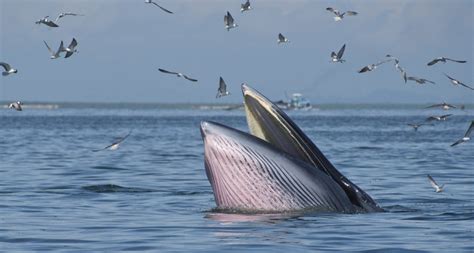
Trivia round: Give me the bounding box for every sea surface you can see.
[1,104,473,252]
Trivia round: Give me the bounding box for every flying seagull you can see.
[385,55,407,83]
[326,7,358,21]
[331,44,346,63]
[407,76,435,85]
[427,57,467,66]
[8,101,22,111]
[451,121,473,147]
[216,77,230,98]
[63,38,78,58]
[358,59,391,73]
[43,40,64,59]
[427,175,444,193]
[158,68,198,82]
[241,0,251,12]
[55,12,84,22]
[444,73,474,90]
[35,16,59,27]
[426,114,452,122]
[224,11,238,31]
[0,62,18,76]
[93,131,132,152]
[144,0,173,14]
[278,33,289,44]
[407,123,432,131]
[425,102,456,110]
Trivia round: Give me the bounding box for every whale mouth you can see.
[241,84,382,212]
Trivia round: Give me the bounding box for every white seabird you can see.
[358,59,391,73]
[93,131,132,152]
[144,0,173,14]
[8,101,22,111]
[326,7,357,21]
[427,57,467,66]
[331,44,346,63]
[216,77,230,98]
[444,73,474,90]
[44,40,64,59]
[451,121,473,147]
[425,102,456,110]
[224,11,238,31]
[35,16,59,27]
[0,62,18,76]
[277,33,289,44]
[427,175,444,193]
[158,68,198,82]
[426,114,452,122]
[241,0,251,12]
[63,38,78,58]
[55,12,84,22]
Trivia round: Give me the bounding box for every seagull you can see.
[407,76,436,85]
[0,62,18,76]
[63,38,78,58]
[224,11,238,31]
[8,101,22,111]
[331,44,346,63]
[444,73,474,90]
[326,7,358,21]
[407,123,432,131]
[93,131,132,152]
[35,16,59,27]
[55,12,84,22]
[425,102,456,110]
[426,114,452,122]
[427,57,467,66]
[158,68,198,82]
[358,59,391,73]
[427,175,444,193]
[144,0,173,14]
[451,121,473,147]
[43,40,64,59]
[216,77,230,98]
[241,0,251,12]
[385,55,407,83]
[278,33,289,44]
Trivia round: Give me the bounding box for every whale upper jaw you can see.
[241,83,382,212]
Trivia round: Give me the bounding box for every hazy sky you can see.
[0,0,472,103]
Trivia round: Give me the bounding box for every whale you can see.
[200,84,382,213]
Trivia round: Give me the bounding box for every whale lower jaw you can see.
[201,121,357,213]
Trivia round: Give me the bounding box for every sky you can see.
[0,0,472,104]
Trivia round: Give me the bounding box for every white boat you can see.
[276,93,312,110]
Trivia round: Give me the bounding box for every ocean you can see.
[1,104,473,252]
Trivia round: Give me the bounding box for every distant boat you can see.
[276,93,312,110]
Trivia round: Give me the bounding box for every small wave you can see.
[355,146,384,150]
[358,248,429,253]
[81,184,153,193]
[90,166,128,171]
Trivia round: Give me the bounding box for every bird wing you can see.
[93,131,132,152]
[152,2,173,14]
[425,104,442,109]
[459,82,474,90]
[331,52,337,58]
[441,114,453,119]
[427,175,440,190]
[427,58,440,66]
[346,11,358,16]
[443,73,455,81]
[183,75,198,82]
[227,12,234,23]
[407,76,417,81]
[337,44,346,59]
[422,79,436,84]
[243,0,250,8]
[326,7,339,15]
[450,139,464,147]
[444,58,466,63]
[0,62,11,71]
[224,13,229,25]
[158,68,179,75]
[43,41,53,54]
[55,14,62,22]
[57,41,65,54]
[375,59,391,66]
[65,51,74,58]
[219,77,227,91]
[358,66,370,73]
[465,121,474,137]
[278,33,285,41]
[69,38,78,49]
[402,71,407,83]
[45,20,59,27]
